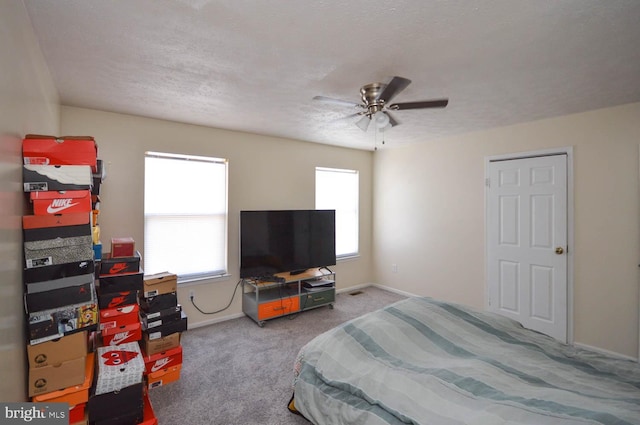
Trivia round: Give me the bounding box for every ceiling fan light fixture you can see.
[355,115,371,131]
[374,111,390,129]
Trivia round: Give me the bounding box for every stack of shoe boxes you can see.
[139,272,186,389]
[22,134,99,424]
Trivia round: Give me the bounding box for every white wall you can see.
[373,102,640,359]
[0,0,60,401]
[61,106,374,328]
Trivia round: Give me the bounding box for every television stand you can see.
[242,269,335,327]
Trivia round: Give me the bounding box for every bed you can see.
[290,297,640,424]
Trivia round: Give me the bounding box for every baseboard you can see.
[370,283,419,298]
[573,342,638,362]
[187,312,246,330]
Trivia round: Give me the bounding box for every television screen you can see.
[240,210,336,278]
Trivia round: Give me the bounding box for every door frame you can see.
[484,146,574,344]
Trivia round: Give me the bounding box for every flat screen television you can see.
[240,209,336,278]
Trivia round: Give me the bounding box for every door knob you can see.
[555,247,564,255]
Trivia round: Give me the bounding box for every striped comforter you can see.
[292,297,640,424]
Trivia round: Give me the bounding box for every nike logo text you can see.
[151,357,173,372]
[109,331,132,345]
[46,198,80,214]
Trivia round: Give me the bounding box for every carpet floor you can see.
[148,286,407,425]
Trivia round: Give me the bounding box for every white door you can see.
[487,154,567,342]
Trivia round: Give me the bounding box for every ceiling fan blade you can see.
[355,115,371,131]
[377,76,412,103]
[389,99,449,110]
[332,112,363,123]
[313,95,361,108]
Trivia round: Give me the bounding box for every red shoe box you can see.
[23,134,97,171]
[139,392,158,425]
[110,237,135,258]
[142,345,182,375]
[101,322,142,346]
[30,190,92,215]
[99,304,140,332]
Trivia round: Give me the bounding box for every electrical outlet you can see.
[189,290,194,299]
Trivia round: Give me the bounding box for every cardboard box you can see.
[88,382,143,424]
[28,355,86,397]
[27,331,87,368]
[141,332,180,356]
[25,278,94,313]
[27,288,98,345]
[101,322,142,346]
[23,212,90,230]
[99,251,141,276]
[139,292,177,313]
[30,190,92,215]
[142,272,177,298]
[23,164,93,192]
[147,364,181,390]
[98,269,143,294]
[142,345,182,375]
[99,304,140,331]
[23,134,98,171]
[95,342,144,395]
[32,353,94,404]
[24,235,93,269]
[23,259,94,284]
[142,310,187,340]
[110,237,135,258]
[97,290,138,309]
[23,223,91,243]
[141,305,182,330]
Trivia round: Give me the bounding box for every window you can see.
[315,167,359,258]
[144,152,228,282]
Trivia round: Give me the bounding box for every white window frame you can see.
[144,151,228,283]
[315,167,359,258]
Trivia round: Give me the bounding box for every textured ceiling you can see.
[24,0,640,151]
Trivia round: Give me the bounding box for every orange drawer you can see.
[258,296,300,320]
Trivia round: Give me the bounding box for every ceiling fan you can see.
[313,76,448,132]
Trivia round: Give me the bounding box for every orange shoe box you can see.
[30,190,92,215]
[101,321,142,346]
[23,134,98,171]
[147,364,181,390]
[139,392,158,425]
[99,304,140,331]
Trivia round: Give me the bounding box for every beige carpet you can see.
[149,286,407,425]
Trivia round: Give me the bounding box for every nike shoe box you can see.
[30,190,92,215]
[24,222,91,244]
[142,310,187,340]
[23,164,93,192]
[97,290,138,310]
[142,345,182,375]
[32,353,94,405]
[27,287,98,345]
[88,382,143,425]
[110,237,135,258]
[99,251,141,276]
[101,322,142,346]
[22,134,98,171]
[141,332,180,356]
[138,292,178,313]
[99,304,140,332]
[94,342,144,395]
[98,269,143,294]
[24,235,93,269]
[23,211,90,231]
[24,259,94,284]
[140,305,182,330]
[24,274,94,312]
[147,364,181,390]
[142,272,177,298]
